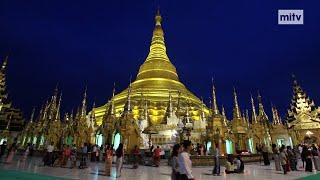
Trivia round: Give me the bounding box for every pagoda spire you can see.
[64,112,69,122]
[211,78,219,115]
[185,101,191,125]
[144,97,149,124]
[251,94,258,123]
[108,83,116,115]
[69,109,74,124]
[257,92,268,123]
[166,91,174,118]
[233,88,241,119]
[55,93,62,121]
[80,87,87,118]
[30,107,36,123]
[124,80,132,113]
[200,98,206,120]
[221,105,228,126]
[6,114,12,130]
[90,101,96,127]
[246,109,250,126]
[136,8,180,82]
[1,55,8,72]
[272,106,281,125]
[242,111,246,124]
[144,9,169,63]
[288,75,316,115]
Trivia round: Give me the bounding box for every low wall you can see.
[18,149,265,167]
[190,154,263,166]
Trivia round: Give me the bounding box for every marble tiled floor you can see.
[0,156,318,180]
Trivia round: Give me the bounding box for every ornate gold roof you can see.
[94,11,208,125]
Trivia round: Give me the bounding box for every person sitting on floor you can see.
[225,155,235,174]
[234,155,244,173]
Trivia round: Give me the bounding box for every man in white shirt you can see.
[46,142,54,166]
[47,144,54,153]
[212,144,220,176]
[178,140,194,180]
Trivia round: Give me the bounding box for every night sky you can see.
[1,1,320,120]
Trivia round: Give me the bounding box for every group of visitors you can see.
[256,143,270,166]
[41,142,125,178]
[195,143,206,156]
[3,138,320,179]
[224,155,244,174]
[171,140,194,180]
[171,141,245,180]
[0,138,18,164]
[272,143,320,174]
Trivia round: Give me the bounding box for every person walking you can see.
[305,150,313,172]
[256,143,262,164]
[116,143,124,178]
[29,144,34,157]
[21,143,30,161]
[272,144,281,171]
[287,146,297,171]
[99,145,104,162]
[5,141,17,164]
[70,144,77,169]
[311,144,320,171]
[262,144,270,165]
[0,141,7,159]
[301,145,308,168]
[171,144,180,180]
[62,145,71,167]
[105,144,113,176]
[178,140,194,180]
[44,142,54,166]
[79,143,88,169]
[132,145,140,169]
[212,143,221,176]
[95,145,100,162]
[279,147,288,175]
[154,146,161,167]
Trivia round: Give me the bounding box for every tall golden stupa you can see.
[17,10,320,153]
[94,10,209,125]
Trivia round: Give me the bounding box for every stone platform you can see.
[0,155,319,180]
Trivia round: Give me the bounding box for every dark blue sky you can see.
[1,1,320,120]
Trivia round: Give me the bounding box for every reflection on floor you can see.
[0,156,318,180]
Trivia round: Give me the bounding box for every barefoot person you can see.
[212,143,221,176]
[171,144,181,180]
[6,140,17,164]
[116,143,124,178]
[132,145,140,169]
[279,147,288,175]
[21,143,30,161]
[70,144,77,169]
[105,144,113,176]
[272,144,281,171]
[154,146,161,167]
[0,141,7,159]
[178,140,194,180]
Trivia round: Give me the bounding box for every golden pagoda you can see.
[230,88,249,152]
[251,93,272,151]
[93,10,209,148]
[207,81,231,155]
[94,10,208,125]
[0,56,25,145]
[17,10,320,155]
[286,76,320,144]
[269,105,292,147]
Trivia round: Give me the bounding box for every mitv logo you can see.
[278,9,304,25]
